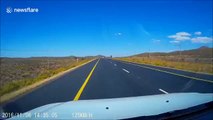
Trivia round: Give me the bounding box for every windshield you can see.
[0,0,212,119]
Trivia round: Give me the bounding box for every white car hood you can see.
[8,93,213,120]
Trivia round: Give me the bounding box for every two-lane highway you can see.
[1,58,213,114]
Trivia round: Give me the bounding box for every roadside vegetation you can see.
[115,56,213,74]
[0,57,93,97]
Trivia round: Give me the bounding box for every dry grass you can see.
[115,57,213,74]
[0,57,94,97]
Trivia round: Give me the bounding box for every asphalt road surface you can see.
[1,58,213,114]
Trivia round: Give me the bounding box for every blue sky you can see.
[1,0,212,57]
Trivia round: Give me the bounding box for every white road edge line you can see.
[159,88,169,94]
[122,68,130,73]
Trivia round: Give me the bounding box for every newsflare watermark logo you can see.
[6,7,13,13]
[6,7,39,13]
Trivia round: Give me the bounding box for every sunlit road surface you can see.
[1,58,213,114]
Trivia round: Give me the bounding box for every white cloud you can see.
[191,37,213,43]
[194,31,202,35]
[115,32,122,36]
[118,33,122,36]
[170,40,180,44]
[138,24,150,36]
[168,31,212,44]
[176,32,191,36]
[168,32,191,41]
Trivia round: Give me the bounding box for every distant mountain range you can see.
[133,46,213,58]
[1,47,212,59]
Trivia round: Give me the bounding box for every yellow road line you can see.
[73,59,100,101]
[119,60,213,84]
